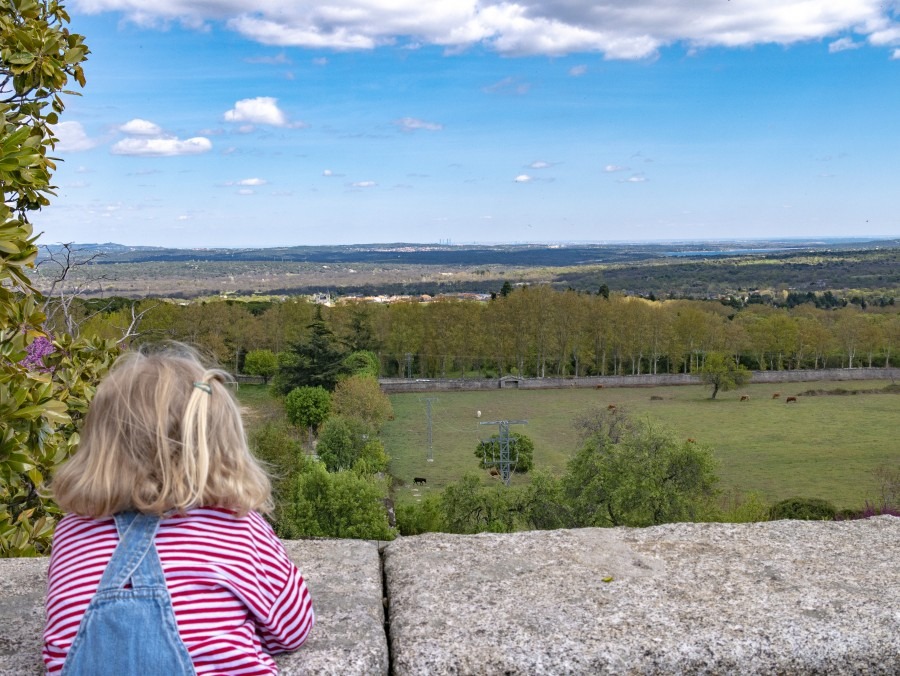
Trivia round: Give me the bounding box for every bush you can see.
[768,497,836,521]
[277,462,395,540]
[396,494,446,535]
[474,432,534,474]
[315,415,371,472]
[331,374,393,430]
[248,421,307,501]
[284,386,331,439]
[718,491,770,523]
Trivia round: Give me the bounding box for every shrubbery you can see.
[768,497,836,521]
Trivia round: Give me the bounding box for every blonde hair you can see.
[52,343,272,517]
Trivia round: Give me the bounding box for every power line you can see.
[423,397,437,462]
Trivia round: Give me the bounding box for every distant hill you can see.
[36,238,900,268]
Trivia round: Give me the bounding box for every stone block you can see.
[0,538,387,675]
[384,517,900,675]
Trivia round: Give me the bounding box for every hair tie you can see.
[193,382,212,395]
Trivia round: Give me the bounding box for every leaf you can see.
[8,51,34,65]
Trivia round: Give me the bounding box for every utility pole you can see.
[479,419,527,485]
[424,397,436,462]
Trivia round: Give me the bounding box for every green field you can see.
[380,380,899,510]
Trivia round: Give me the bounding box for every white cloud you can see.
[514,174,532,183]
[54,121,97,152]
[111,136,213,156]
[620,174,647,183]
[829,37,860,52]
[483,76,530,95]
[119,118,163,135]
[569,64,588,76]
[323,169,333,176]
[313,57,328,66]
[893,48,900,59]
[395,117,443,132]
[237,188,255,195]
[238,177,267,186]
[245,52,290,64]
[70,1,900,58]
[224,97,288,126]
[604,164,628,172]
[529,160,552,169]
[351,180,377,188]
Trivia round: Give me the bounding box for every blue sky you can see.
[37,0,900,248]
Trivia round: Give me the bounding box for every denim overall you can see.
[61,511,196,675]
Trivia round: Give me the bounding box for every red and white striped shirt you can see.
[43,507,314,675]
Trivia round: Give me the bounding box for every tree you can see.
[276,305,348,393]
[314,415,370,472]
[342,349,380,378]
[331,374,393,431]
[277,462,394,540]
[698,352,750,399]
[474,431,534,473]
[243,349,278,383]
[0,1,121,556]
[564,418,719,528]
[284,386,331,446]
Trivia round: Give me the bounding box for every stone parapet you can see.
[2,517,898,674]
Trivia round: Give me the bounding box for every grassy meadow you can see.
[379,380,899,511]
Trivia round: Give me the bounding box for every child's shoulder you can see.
[161,507,278,542]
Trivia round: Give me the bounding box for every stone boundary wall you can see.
[2,517,898,675]
[380,367,900,393]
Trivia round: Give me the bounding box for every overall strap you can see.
[96,511,165,592]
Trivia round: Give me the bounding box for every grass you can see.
[379,380,899,510]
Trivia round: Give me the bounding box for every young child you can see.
[43,344,314,675]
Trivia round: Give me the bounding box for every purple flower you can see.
[20,336,55,372]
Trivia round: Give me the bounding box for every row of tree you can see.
[53,286,900,380]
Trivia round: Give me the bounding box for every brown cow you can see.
[489,468,501,479]
[595,384,604,389]
[772,392,781,399]
[686,438,696,443]
[786,396,797,403]
[740,395,750,402]
[607,403,617,410]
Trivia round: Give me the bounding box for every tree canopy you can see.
[474,431,534,474]
[0,0,120,556]
[275,305,348,393]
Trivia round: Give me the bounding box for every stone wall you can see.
[3,517,898,674]
[380,367,900,393]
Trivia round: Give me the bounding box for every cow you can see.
[476,410,482,418]
[414,477,427,485]
[687,438,696,443]
[772,392,781,399]
[740,395,750,402]
[607,403,617,410]
[489,468,501,479]
[786,396,798,403]
[595,384,604,389]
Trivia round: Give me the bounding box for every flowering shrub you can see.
[19,335,55,372]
